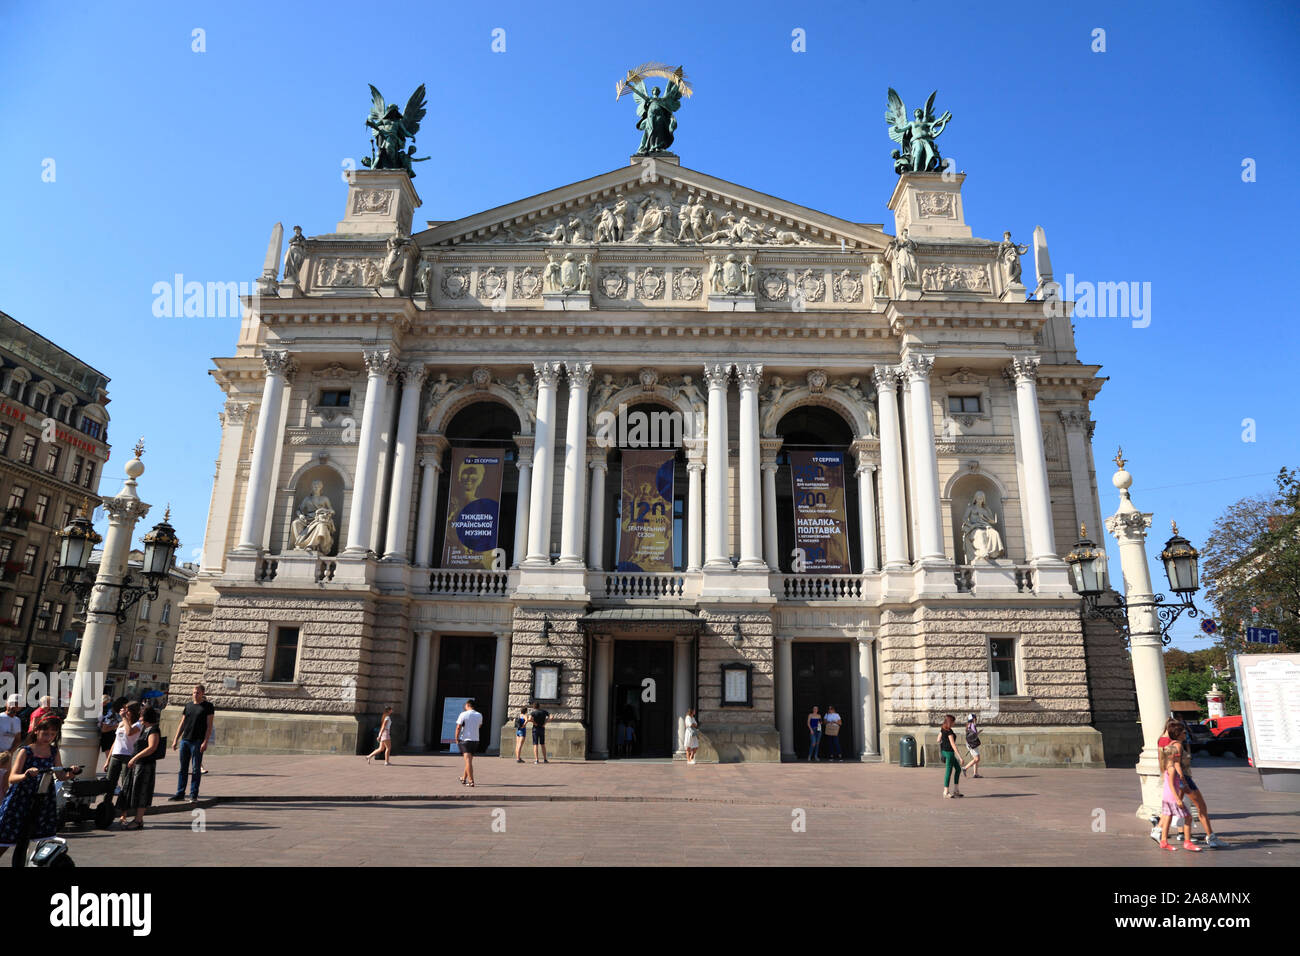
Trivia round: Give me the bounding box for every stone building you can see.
[0,311,111,673]
[171,146,1139,764]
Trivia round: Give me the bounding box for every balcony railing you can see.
[0,508,29,531]
[428,568,509,596]
[776,574,866,601]
[600,571,688,600]
[953,565,1036,594]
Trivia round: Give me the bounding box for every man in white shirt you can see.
[455,698,484,787]
[0,695,23,753]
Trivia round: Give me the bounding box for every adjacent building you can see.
[0,311,111,674]
[172,137,1139,764]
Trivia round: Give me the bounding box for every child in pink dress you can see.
[1157,719,1202,852]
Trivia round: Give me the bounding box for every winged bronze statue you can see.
[885,88,952,174]
[362,84,429,177]
[616,64,691,155]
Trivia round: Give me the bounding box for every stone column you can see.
[673,634,693,755]
[1105,461,1169,819]
[344,349,393,554]
[872,366,909,569]
[703,362,733,568]
[855,453,880,573]
[383,364,427,561]
[524,362,562,565]
[367,367,397,554]
[761,459,780,571]
[1007,356,1057,561]
[685,439,705,572]
[736,363,765,569]
[775,635,795,758]
[558,362,593,567]
[236,349,293,551]
[489,630,511,754]
[902,354,945,562]
[587,444,609,570]
[1060,410,1101,540]
[511,436,533,568]
[408,631,433,748]
[591,634,612,758]
[412,438,446,568]
[856,631,878,757]
[202,401,251,571]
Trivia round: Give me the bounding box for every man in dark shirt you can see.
[169,684,215,803]
[527,701,550,764]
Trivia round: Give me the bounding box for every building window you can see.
[10,595,26,629]
[18,436,36,466]
[83,461,95,489]
[80,417,103,440]
[721,662,754,707]
[5,375,21,400]
[0,540,12,566]
[269,626,301,683]
[6,486,25,512]
[22,545,38,574]
[58,501,74,528]
[33,494,49,524]
[132,639,143,661]
[989,637,1019,696]
[0,423,10,455]
[44,446,60,475]
[153,640,165,664]
[138,597,150,621]
[318,389,351,408]
[36,600,52,630]
[529,660,562,704]
[71,456,83,484]
[33,390,50,415]
[948,395,982,414]
[50,604,64,633]
[160,601,171,625]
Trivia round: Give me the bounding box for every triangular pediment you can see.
[416,160,889,252]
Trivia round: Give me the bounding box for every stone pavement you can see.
[63,753,1300,866]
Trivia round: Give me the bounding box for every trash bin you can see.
[899,735,918,767]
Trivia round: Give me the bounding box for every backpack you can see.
[965,725,980,747]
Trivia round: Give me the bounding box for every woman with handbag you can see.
[118,707,162,830]
[822,706,843,761]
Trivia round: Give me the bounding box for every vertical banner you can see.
[617,449,675,572]
[441,447,505,568]
[789,450,850,572]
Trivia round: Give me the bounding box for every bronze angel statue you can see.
[362,84,428,177]
[616,64,692,155]
[885,88,952,174]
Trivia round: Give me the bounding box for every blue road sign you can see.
[1246,627,1280,645]
[1200,618,1218,635]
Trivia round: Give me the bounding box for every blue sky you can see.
[2,0,1297,649]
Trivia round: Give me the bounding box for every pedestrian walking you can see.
[0,696,23,755]
[823,705,843,761]
[513,706,528,763]
[939,714,964,798]
[961,713,983,777]
[455,699,483,787]
[807,705,823,761]
[683,708,700,764]
[1156,719,1203,852]
[621,718,636,757]
[0,717,83,860]
[1149,720,1221,847]
[117,707,162,830]
[168,684,214,802]
[100,701,141,813]
[528,701,550,764]
[366,706,394,765]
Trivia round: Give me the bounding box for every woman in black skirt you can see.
[118,707,161,830]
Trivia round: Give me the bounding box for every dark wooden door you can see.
[433,635,497,752]
[792,642,854,759]
[610,640,674,757]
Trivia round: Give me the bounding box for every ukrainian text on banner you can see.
[441,448,505,568]
[617,449,675,572]
[789,450,850,572]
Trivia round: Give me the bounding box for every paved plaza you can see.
[62,754,1299,866]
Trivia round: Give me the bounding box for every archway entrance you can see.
[774,405,861,573]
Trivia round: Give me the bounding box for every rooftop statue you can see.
[885,88,952,174]
[616,63,692,155]
[362,84,429,177]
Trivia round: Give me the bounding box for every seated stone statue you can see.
[291,480,336,555]
[961,490,1005,563]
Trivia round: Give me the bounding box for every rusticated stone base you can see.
[881,725,1106,769]
[496,719,587,760]
[693,726,781,763]
[162,709,366,756]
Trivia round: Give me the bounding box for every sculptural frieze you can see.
[352,189,393,215]
[921,263,991,293]
[795,269,826,303]
[832,269,864,303]
[315,257,381,289]
[917,192,955,218]
[759,271,788,301]
[477,266,508,300]
[635,267,666,300]
[673,266,703,300]
[513,266,543,299]
[599,269,628,298]
[440,267,471,298]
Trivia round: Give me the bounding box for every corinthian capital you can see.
[736,363,765,389]
[901,354,935,383]
[399,364,428,388]
[703,362,733,390]
[262,348,296,380]
[362,349,392,376]
[871,365,901,391]
[223,401,251,425]
[1058,409,1091,432]
[533,361,563,386]
[1005,355,1041,385]
[103,496,151,523]
[565,361,594,389]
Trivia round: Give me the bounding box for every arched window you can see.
[602,401,688,573]
[773,405,861,574]
[431,401,522,568]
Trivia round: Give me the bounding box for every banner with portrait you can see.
[441,447,505,569]
[617,449,675,572]
[789,450,850,572]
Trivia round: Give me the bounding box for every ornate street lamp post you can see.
[58,441,179,773]
[1064,449,1202,819]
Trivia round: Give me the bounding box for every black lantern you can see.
[56,503,102,577]
[1159,521,1200,596]
[1064,524,1109,597]
[141,507,181,580]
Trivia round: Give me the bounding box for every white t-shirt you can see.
[455,709,483,742]
[824,713,842,725]
[112,721,142,756]
[0,713,21,751]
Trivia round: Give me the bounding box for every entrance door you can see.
[792,642,854,759]
[610,640,674,757]
[433,635,497,752]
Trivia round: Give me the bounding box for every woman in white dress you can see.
[683,708,700,764]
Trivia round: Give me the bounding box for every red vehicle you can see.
[1203,716,1242,736]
